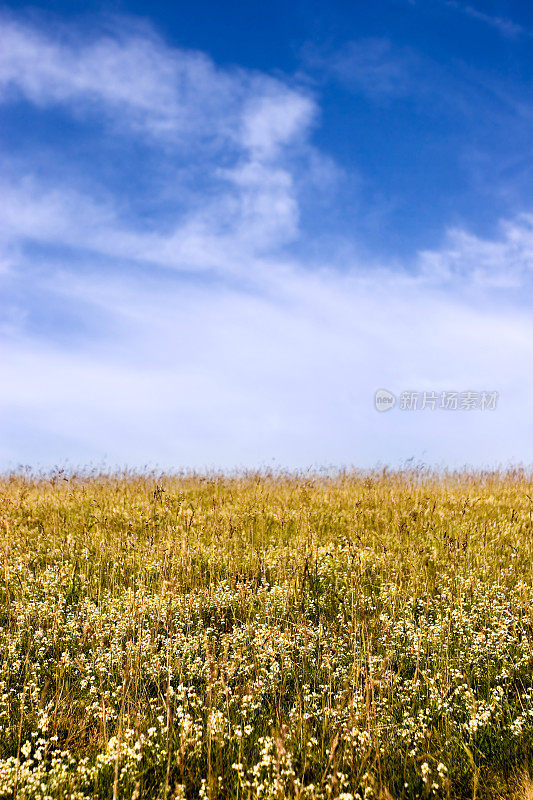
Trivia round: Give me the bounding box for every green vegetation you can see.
[1,469,533,799]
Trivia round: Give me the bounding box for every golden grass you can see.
[517,774,533,800]
[1,468,533,799]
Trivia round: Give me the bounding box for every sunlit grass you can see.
[1,468,533,799]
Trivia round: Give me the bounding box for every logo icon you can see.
[374,389,396,412]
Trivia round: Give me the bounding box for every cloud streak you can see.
[445,2,524,38]
[0,13,316,149]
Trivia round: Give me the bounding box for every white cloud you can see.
[241,91,316,158]
[0,170,299,274]
[0,15,235,141]
[445,2,524,39]
[0,14,320,273]
[0,13,315,154]
[419,216,533,288]
[2,259,531,469]
[302,38,419,99]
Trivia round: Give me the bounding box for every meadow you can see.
[1,468,533,800]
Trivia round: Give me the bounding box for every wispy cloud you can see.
[419,216,533,289]
[300,35,483,122]
[0,13,323,275]
[445,2,524,38]
[301,38,419,99]
[0,13,316,150]
[0,14,241,143]
[2,246,531,469]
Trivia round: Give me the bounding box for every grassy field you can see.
[1,469,533,800]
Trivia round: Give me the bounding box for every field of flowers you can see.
[1,469,533,799]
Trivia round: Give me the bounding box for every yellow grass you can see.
[1,468,533,799]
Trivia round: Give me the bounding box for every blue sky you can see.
[1,0,532,470]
